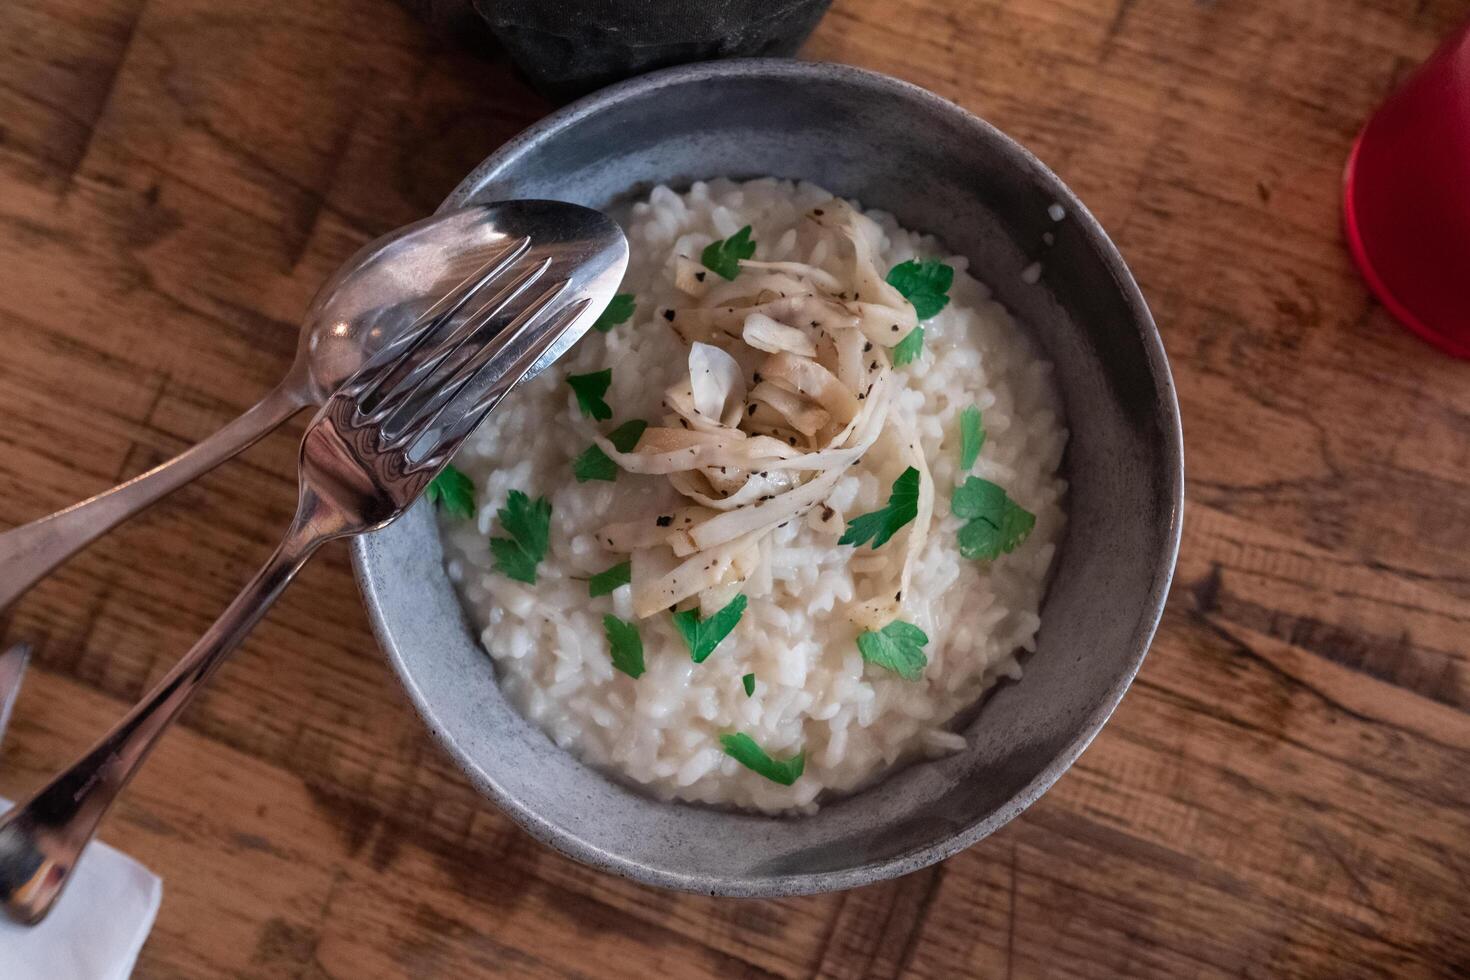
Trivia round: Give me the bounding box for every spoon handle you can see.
[0,379,309,611]
[0,490,334,924]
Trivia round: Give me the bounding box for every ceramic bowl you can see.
[352,59,1183,896]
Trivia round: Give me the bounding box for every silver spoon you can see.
[0,200,628,924]
[0,203,591,611]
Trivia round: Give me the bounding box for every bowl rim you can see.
[351,57,1184,896]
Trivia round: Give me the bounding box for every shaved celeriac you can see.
[749,381,830,436]
[591,203,936,627]
[737,258,844,292]
[688,342,746,425]
[742,312,818,357]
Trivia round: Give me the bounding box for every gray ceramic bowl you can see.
[352,60,1183,896]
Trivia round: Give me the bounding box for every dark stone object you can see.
[471,0,834,101]
[353,60,1184,897]
[396,0,492,38]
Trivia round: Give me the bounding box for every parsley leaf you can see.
[489,539,533,582]
[950,477,1009,520]
[671,594,747,664]
[592,293,635,333]
[885,258,954,319]
[700,225,756,281]
[856,620,930,680]
[602,614,645,679]
[892,327,924,366]
[839,466,921,549]
[567,369,613,420]
[489,490,551,584]
[742,673,755,697]
[572,419,647,483]
[607,418,648,452]
[588,561,631,597]
[572,446,617,483]
[951,477,1036,560]
[425,464,475,519]
[958,405,985,470]
[719,733,805,785]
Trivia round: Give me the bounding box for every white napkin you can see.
[0,799,162,980]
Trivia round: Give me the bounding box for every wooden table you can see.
[2,0,1468,976]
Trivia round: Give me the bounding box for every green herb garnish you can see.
[671,594,748,664]
[958,406,985,471]
[608,419,647,452]
[572,448,617,483]
[839,466,921,550]
[572,419,647,483]
[951,477,1036,560]
[891,327,924,366]
[602,614,645,679]
[742,673,756,697]
[719,733,805,785]
[489,490,551,584]
[567,369,613,420]
[856,620,930,680]
[886,258,953,319]
[592,293,635,333]
[588,561,631,597]
[425,464,475,519]
[700,226,756,281]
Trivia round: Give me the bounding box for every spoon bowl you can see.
[298,207,556,402]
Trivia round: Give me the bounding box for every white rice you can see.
[440,178,1068,814]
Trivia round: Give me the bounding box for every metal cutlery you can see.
[0,203,598,612]
[0,200,627,923]
[0,644,29,748]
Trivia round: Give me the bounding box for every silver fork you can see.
[0,202,627,924]
[0,643,30,748]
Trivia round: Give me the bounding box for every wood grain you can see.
[2,0,1469,976]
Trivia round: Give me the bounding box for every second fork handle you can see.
[0,379,310,612]
[0,491,336,923]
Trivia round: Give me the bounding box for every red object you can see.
[1343,21,1470,358]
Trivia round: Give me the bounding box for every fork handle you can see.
[0,492,335,924]
[0,378,309,612]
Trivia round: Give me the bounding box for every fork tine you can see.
[406,297,591,472]
[361,255,551,427]
[379,276,574,452]
[348,236,529,401]
[346,235,532,403]
[444,298,591,442]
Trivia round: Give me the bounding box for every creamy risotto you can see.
[436,178,1067,814]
